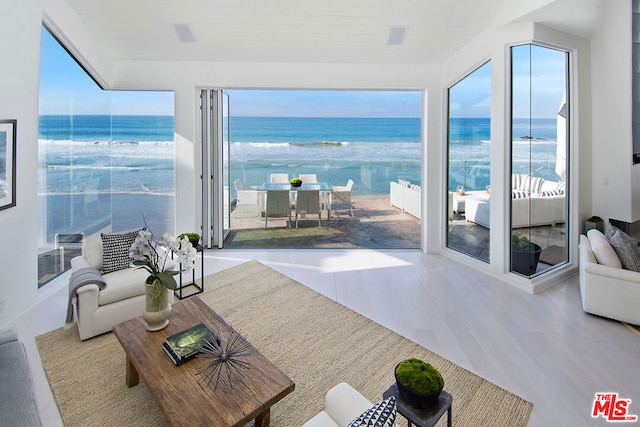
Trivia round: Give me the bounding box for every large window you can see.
[447,61,492,261]
[38,26,174,286]
[223,90,423,249]
[510,44,569,277]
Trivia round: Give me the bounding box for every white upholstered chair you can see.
[579,232,640,324]
[302,383,398,427]
[69,231,174,340]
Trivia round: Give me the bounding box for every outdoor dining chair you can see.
[264,189,292,228]
[269,173,289,183]
[298,174,318,183]
[295,190,321,228]
[331,179,354,217]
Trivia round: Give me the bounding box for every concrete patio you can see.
[226,195,421,249]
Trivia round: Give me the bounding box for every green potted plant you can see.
[511,233,541,276]
[290,177,302,187]
[394,358,444,408]
[178,232,201,248]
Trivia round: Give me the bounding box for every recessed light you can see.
[173,23,196,43]
[388,26,407,46]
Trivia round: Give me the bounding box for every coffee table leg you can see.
[255,408,270,427]
[125,356,139,387]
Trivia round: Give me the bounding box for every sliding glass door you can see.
[201,89,231,248]
[510,44,569,276]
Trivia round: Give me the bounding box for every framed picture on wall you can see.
[0,119,16,211]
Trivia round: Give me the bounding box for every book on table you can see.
[162,323,219,365]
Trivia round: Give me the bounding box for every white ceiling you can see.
[64,0,604,65]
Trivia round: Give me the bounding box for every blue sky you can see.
[40,26,566,119]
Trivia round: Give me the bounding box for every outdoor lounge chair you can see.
[331,179,354,217]
[265,189,292,228]
[295,189,321,228]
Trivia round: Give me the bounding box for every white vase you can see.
[143,280,171,331]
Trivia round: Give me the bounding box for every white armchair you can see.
[579,233,640,325]
[69,232,173,340]
[302,383,398,427]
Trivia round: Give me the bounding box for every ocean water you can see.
[448,117,562,191]
[38,115,561,236]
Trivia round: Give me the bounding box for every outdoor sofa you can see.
[390,179,421,219]
[465,175,566,228]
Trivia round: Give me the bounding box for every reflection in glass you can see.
[37,26,175,286]
[510,44,569,277]
[447,62,492,261]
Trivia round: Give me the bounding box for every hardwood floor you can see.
[11,248,639,426]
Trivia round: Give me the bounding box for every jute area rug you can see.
[37,260,532,426]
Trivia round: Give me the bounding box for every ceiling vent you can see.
[173,23,196,43]
[388,26,407,46]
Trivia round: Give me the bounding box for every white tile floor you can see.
[9,248,640,427]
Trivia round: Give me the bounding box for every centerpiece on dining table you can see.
[290,177,302,188]
[129,228,197,331]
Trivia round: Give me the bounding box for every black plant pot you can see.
[394,370,442,408]
[512,242,542,275]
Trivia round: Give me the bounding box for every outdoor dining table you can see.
[256,182,332,224]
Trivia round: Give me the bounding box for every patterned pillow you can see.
[539,189,563,197]
[347,396,396,427]
[512,190,529,199]
[607,229,640,272]
[101,229,140,274]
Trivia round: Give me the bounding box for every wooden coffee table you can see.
[113,297,295,427]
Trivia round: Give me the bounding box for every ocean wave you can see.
[38,139,175,146]
[45,165,172,171]
[231,140,419,147]
[39,191,175,196]
[512,138,557,145]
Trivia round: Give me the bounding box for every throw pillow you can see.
[101,229,140,274]
[587,229,622,269]
[512,190,529,199]
[347,396,396,427]
[607,229,640,272]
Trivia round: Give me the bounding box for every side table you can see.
[383,383,452,427]
[174,244,204,300]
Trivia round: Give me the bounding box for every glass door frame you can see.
[200,89,230,248]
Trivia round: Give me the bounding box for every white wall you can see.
[0,0,47,326]
[591,0,635,224]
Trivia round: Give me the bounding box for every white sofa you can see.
[390,180,421,219]
[69,232,173,340]
[302,383,397,427]
[465,178,566,228]
[579,232,640,325]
